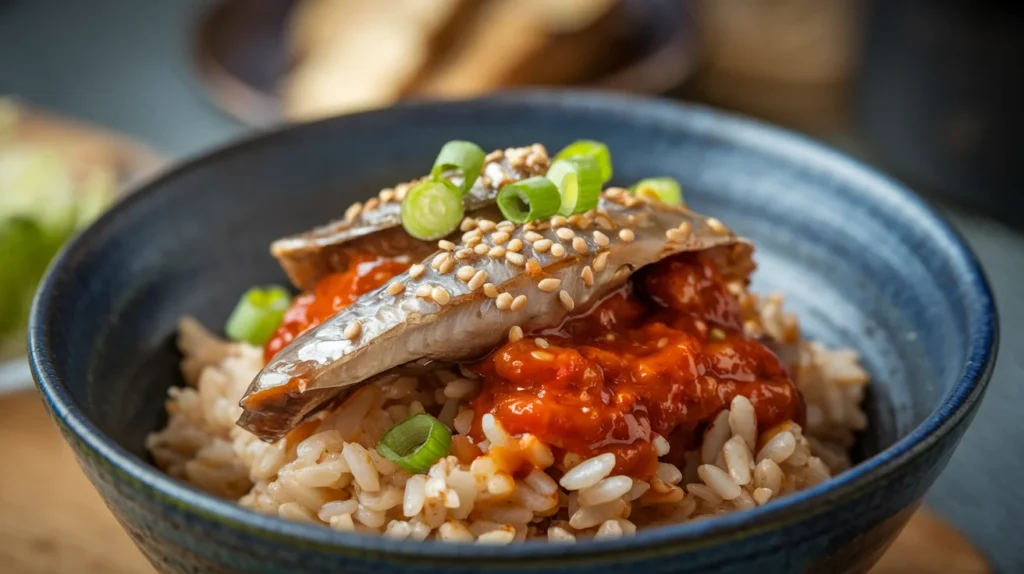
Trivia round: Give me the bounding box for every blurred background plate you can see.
[0,101,165,395]
[194,0,698,127]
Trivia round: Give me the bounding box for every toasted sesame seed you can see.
[465,236,482,248]
[379,189,395,203]
[496,292,513,311]
[707,218,726,233]
[524,231,544,243]
[386,282,405,296]
[581,266,594,287]
[439,257,456,274]
[457,266,476,282]
[491,231,511,244]
[431,253,449,269]
[416,285,432,298]
[488,246,507,259]
[506,251,526,266]
[474,243,490,255]
[678,221,692,238]
[468,270,488,291]
[550,215,568,227]
[497,221,516,233]
[605,187,625,198]
[344,202,363,222]
[477,219,497,232]
[511,295,528,311]
[438,239,457,252]
[432,286,451,306]
[462,229,482,243]
[550,243,567,258]
[556,228,575,241]
[666,228,687,242]
[395,185,409,201]
[572,237,588,254]
[614,265,633,282]
[538,278,561,292]
[592,230,610,247]
[507,238,523,252]
[535,337,550,349]
[595,214,614,230]
[364,198,380,212]
[485,149,504,163]
[533,239,553,253]
[623,195,641,208]
[657,337,669,349]
[567,214,585,227]
[558,290,575,312]
[343,321,362,340]
[593,252,609,272]
[530,350,554,361]
[619,229,636,242]
[460,218,478,232]
[483,283,499,298]
[455,248,475,260]
[508,325,524,342]
[409,264,426,279]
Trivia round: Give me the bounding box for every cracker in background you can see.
[282,0,473,121]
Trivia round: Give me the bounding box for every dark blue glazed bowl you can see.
[29,91,997,573]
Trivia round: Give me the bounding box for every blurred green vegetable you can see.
[0,217,61,337]
[0,141,117,346]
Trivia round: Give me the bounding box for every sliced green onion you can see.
[431,140,485,196]
[376,413,452,474]
[496,177,561,223]
[553,140,613,183]
[710,327,727,341]
[546,156,602,216]
[225,286,292,346]
[630,177,683,205]
[400,179,465,240]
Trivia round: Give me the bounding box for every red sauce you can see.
[264,253,410,362]
[470,253,803,477]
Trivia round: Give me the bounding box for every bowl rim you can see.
[29,89,998,564]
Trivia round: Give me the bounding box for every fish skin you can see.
[238,189,753,441]
[271,145,549,290]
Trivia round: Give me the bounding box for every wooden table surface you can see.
[0,391,990,573]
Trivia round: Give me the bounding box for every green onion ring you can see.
[546,156,602,216]
[553,139,613,183]
[496,177,561,223]
[376,413,452,474]
[630,177,683,205]
[400,179,465,240]
[224,286,292,346]
[431,140,485,196]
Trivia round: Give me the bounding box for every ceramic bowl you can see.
[29,91,997,573]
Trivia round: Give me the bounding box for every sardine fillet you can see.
[239,190,753,441]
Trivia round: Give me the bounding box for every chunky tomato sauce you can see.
[264,253,410,362]
[470,253,803,477]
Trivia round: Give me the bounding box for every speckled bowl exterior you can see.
[29,91,997,574]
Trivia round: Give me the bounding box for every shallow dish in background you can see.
[30,91,996,573]
[193,0,697,126]
[0,100,163,394]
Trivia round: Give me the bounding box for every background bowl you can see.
[193,0,698,126]
[30,91,996,573]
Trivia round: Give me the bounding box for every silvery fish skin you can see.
[271,145,550,290]
[238,190,753,441]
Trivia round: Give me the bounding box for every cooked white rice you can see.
[147,289,868,542]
